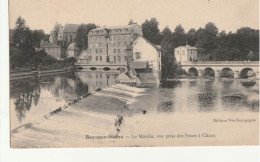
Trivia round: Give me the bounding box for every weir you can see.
[11,83,145,147]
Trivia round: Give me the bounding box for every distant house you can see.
[67,43,81,58]
[175,45,198,64]
[40,42,63,60]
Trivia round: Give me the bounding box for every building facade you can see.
[130,36,162,84]
[67,43,81,59]
[86,24,143,68]
[131,36,161,74]
[175,45,198,64]
[49,23,61,43]
[49,23,79,46]
[40,42,63,60]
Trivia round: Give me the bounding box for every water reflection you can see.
[10,71,117,129]
[10,78,41,121]
[10,71,259,130]
[197,81,218,111]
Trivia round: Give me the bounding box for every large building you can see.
[76,24,162,83]
[49,23,80,46]
[85,24,143,68]
[174,45,198,64]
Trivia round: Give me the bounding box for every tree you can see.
[160,26,182,79]
[32,29,45,47]
[128,19,134,25]
[13,16,33,47]
[75,23,97,51]
[172,24,187,48]
[141,18,162,45]
[187,28,197,46]
[43,34,50,42]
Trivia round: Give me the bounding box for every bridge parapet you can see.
[181,61,259,66]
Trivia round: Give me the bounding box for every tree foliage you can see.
[141,18,162,45]
[75,23,97,51]
[10,16,57,70]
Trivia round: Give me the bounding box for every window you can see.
[118,49,120,53]
[114,56,116,63]
[100,56,102,61]
[106,56,110,63]
[96,56,98,61]
[136,52,141,59]
[114,49,116,53]
[96,49,98,54]
[118,56,121,62]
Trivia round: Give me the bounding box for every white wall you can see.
[132,37,161,73]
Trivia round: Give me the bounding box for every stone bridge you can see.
[181,61,259,78]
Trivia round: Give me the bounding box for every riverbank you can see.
[10,66,76,80]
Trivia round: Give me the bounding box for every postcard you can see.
[9,0,259,148]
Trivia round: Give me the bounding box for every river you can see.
[10,70,259,147]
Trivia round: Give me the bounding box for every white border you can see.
[0,0,259,161]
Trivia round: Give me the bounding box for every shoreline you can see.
[10,67,76,80]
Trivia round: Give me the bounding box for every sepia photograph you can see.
[7,0,259,149]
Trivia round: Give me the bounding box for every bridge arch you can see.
[220,68,234,78]
[240,68,256,78]
[203,67,215,77]
[188,67,198,76]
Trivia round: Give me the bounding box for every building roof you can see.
[176,45,197,50]
[63,24,80,33]
[91,24,139,31]
[67,43,80,51]
[132,61,149,69]
[51,23,61,32]
[40,42,60,48]
[132,36,161,51]
[77,50,88,59]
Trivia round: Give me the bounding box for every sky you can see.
[9,0,259,34]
